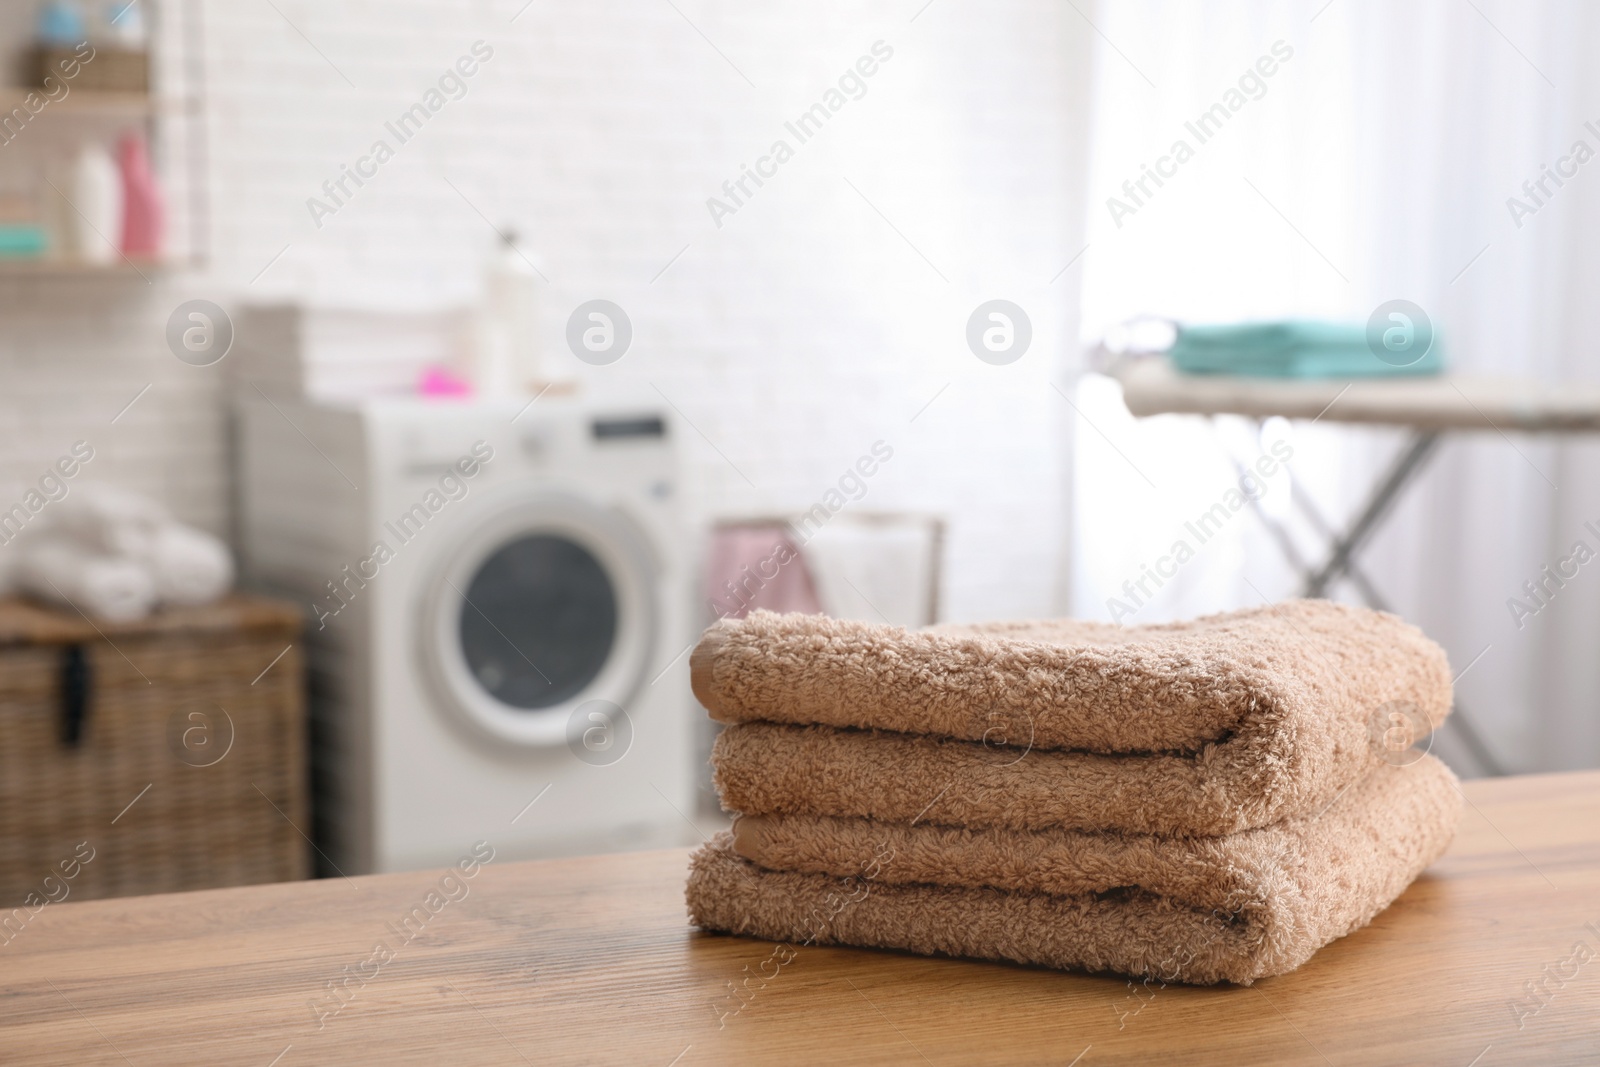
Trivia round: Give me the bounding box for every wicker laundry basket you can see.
[0,595,308,907]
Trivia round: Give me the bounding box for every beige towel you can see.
[694,601,1452,835]
[688,756,1461,985]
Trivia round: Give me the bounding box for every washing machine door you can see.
[420,487,659,748]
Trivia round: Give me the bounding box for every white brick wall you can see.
[0,0,1092,622]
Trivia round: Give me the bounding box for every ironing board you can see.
[1111,357,1600,776]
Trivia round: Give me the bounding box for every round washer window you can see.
[458,534,618,710]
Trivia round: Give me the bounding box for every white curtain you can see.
[1068,0,1600,775]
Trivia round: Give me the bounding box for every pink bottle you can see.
[116,133,163,260]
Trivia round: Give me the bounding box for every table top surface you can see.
[1112,356,1600,432]
[3,769,1598,1066]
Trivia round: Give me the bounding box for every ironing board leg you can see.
[1286,484,1392,609]
[1304,430,1440,598]
[1208,416,1392,606]
[1227,422,1506,776]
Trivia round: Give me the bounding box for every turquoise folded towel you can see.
[0,225,47,259]
[1169,320,1443,378]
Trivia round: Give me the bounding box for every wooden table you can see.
[4,771,1598,1065]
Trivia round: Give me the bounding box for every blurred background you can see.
[0,0,1595,904]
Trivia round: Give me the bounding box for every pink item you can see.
[116,133,163,259]
[703,524,822,620]
[418,365,474,397]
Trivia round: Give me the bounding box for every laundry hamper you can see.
[0,595,308,907]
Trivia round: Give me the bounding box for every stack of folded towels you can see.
[685,600,1462,985]
[1167,320,1443,378]
[6,485,234,622]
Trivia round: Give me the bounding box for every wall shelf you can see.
[0,257,172,278]
[0,89,154,118]
[0,0,212,276]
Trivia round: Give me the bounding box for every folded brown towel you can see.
[688,756,1461,985]
[694,601,1452,834]
[713,721,1313,837]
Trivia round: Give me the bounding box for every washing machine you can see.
[235,391,699,874]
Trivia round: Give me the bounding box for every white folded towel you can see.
[10,485,235,621]
[49,484,171,559]
[145,523,234,606]
[15,541,158,623]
